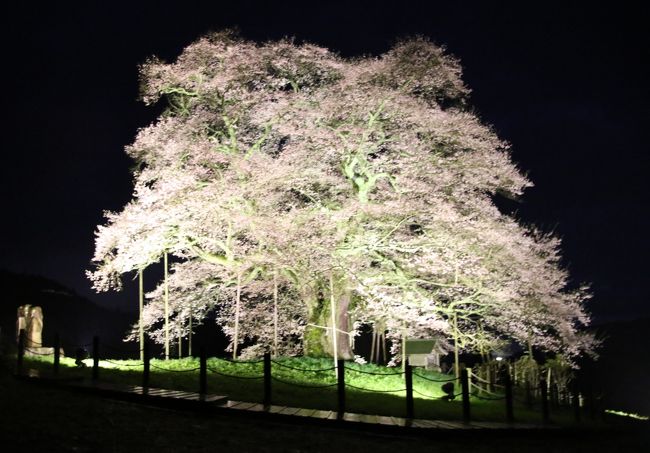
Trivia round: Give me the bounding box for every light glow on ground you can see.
[605,409,649,421]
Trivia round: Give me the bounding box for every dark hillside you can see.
[0,270,133,356]
[580,318,650,416]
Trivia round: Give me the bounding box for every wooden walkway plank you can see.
[16,369,560,432]
[278,406,302,415]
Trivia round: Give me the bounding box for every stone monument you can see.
[16,304,61,356]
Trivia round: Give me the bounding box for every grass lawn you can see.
[2,356,649,452]
[21,354,587,425]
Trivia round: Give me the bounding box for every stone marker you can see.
[16,305,63,357]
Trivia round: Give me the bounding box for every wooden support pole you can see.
[540,377,550,424]
[505,369,514,423]
[189,314,193,357]
[453,312,460,379]
[461,368,471,424]
[405,361,414,419]
[199,346,207,395]
[337,359,345,417]
[264,352,272,406]
[571,380,581,423]
[233,271,242,359]
[330,273,338,372]
[17,329,25,373]
[164,252,169,360]
[273,271,278,357]
[53,333,60,375]
[142,341,150,391]
[139,268,144,362]
[92,336,99,381]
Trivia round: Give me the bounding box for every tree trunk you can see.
[302,277,353,360]
[335,289,353,360]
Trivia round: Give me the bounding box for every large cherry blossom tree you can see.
[88,31,594,362]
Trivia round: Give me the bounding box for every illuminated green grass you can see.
[23,355,580,424]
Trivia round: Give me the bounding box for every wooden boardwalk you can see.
[17,369,552,432]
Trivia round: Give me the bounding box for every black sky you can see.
[2,1,648,322]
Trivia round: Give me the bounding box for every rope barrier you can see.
[69,342,93,348]
[413,372,458,383]
[271,360,336,373]
[103,359,143,367]
[514,396,537,405]
[102,343,142,355]
[471,373,505,388]
[23,348,54,356]
[473,394,506,401]
[150,363,200,372]
[344,366,404,376]
[207,367,264,379]
[212,357,264,365]
[345,383,406,393]
[413,389,442,399]
[271,376,338,388]
[472,385,503,397]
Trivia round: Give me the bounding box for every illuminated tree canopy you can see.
[88,31,594,362]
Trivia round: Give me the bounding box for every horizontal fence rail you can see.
[14,331,588,424]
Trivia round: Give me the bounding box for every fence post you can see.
[551,382,559,409]
[17,329,25,373]
[461,368,471,424]
[540,377,550,424]
[405,361,414,419]
[199,346,207,395]
[92,336,99,381]
[53,333,60,375]
[142,341,150,391]
[571,379,580,423]
[337,359,345,417]
[504,369,514,423]
[263,352,272,407]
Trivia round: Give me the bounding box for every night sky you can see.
[2,1,648,323]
